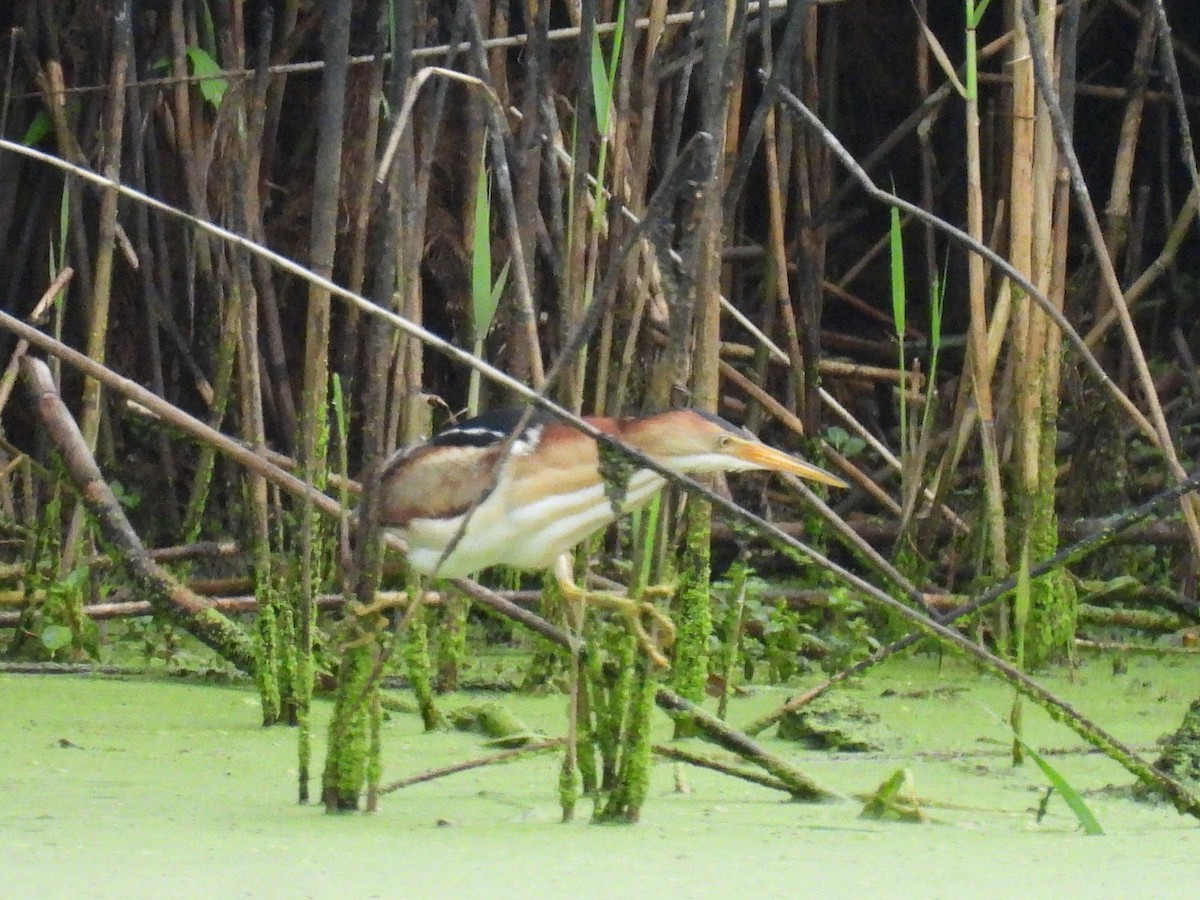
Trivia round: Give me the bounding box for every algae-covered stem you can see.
[598,653,661,822]
[404,596,443,732]
[658,0,734,732]
[560,575,580,823]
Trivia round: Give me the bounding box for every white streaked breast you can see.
[394,467,669,577]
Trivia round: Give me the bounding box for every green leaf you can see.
[969,0,995,30]
[930,263,946,364]
[471,141,500,339]
[186,47,227,109]
[109,480,141,511]
[823,426,866,458]
[22,110,52,146]
[591,2,627,138]
[984,705,1105,835]
[889,206,906,336]
[590,31,613,134]
[1013,733,1105,835]
[40,624,73,652]
[66,566,89,590]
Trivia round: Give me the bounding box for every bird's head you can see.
[625,410,848,488]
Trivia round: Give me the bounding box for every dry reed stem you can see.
[773,83,1158,443]
[965,0,1008,576]
[1100,0,1160,273]
[0,267,73,417]
[380,64,544,388]
[509,62,947,522]
[1018,0,1200,561]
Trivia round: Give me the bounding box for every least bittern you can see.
[376,408,847,662]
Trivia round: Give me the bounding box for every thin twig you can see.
[379,739,564,794]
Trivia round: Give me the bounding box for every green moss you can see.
[597,441,635,513]
[1021,445,1078,669]
[671,501,712,738]
[596,660,657,823]
[405,607,444,732]
[575,672,598,795]
[296,649,313,803]
[435,594,469,693]
[778,694,891,751]
[559,750,578,823]
[321,640,375,811]
[859,768,929,823]
[1147,698,1200,791]
[255,596,281,725]
[366,691,382,812]
[275,587,300,725]
[189,606,257,673]
[588,623,635,791]
[620,663,658,822]
[449,702,541,745]
[523,571,568,689]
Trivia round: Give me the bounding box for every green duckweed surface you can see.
[2,654,1199,899]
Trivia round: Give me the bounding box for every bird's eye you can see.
[717,434,732,449]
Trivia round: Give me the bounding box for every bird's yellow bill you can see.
[736,440,849,489]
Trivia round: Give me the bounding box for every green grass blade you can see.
[1013,734,1105,835]
[889,206,906,336]
[590,1,625,136]
[916,257,949,441]
[983,705,1105,835]
[471,140,500,339]
[889,204,908,455]
[591,31,613,135]
[929,258,946,380]
[970,0,995,30]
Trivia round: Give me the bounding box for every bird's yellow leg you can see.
[335,597,399,651]
[346,590,418,637]
[553,557,676,667]
[349,593,406,621]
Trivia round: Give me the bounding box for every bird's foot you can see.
[640,583,675,601]
[567,588,676,667]
[348,594,408,634]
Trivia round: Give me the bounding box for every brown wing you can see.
[378,413,620,525]
[378,443,502,525]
